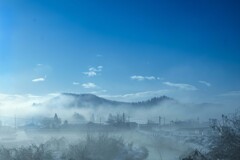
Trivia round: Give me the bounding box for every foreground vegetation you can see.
[0,135,148,160]
[207,112,240,160]
[181,111,240,160]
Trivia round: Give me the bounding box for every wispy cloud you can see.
[163,82,197,91]
[96,54,103,57]
[34,64,52,75]
[82,82,97,89]
[199,80,211,87]
[219,91,240,97]
[83,71,97,77]
[32,77,45,82]
[101,89,170,102]
[83,66,103,77]
[0,93,59,117]
[90,90,107,94]
[72,82,80,85]
[130,75,162,81]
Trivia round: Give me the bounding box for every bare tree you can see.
[208,111,240,160]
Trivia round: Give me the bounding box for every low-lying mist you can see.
[1,93,240,160]
[0,92,237,125]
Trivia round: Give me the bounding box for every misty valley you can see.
[1,0,240,159]
[0,93,239,160]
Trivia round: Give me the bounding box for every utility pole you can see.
[159,116,162,126]
[14,115,17,130]
[122,113,125,123]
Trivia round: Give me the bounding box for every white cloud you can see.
[163,82,197,91]
[82,82,97,89]
[130,75,161,81]
[199,80,211,87]
[131,75,145,81]
[219,91,240,97]
[32,77,45,82]
[97,66,103,70]
[157,77,163,80]
[89,67,97,72]
[89,66,102,72]
[83,71,97,77]
[83,66,103,77]
[72,82,80,85]
[145,76,156,80]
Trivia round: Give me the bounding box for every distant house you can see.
[106,113,138,129]
[139,119,160,130]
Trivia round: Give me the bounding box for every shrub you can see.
[0,135,148,160]
[0,144,53,160]
[208,111,240,160]
[62,134,148,160]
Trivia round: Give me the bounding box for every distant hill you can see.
[39,93,174,108]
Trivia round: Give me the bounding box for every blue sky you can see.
[0,0,240,103]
